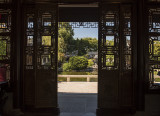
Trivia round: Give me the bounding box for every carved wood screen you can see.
[147,6,160,90]
[23,4,58,108]
[0,9,11,83]
[98,4,137,111]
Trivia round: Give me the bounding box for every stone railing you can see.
[58,75,98,82]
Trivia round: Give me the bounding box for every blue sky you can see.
[73,27,98,39]
[73,27,114,41]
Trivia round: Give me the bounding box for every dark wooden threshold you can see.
[22,106,60,115]
[96,107,136,116]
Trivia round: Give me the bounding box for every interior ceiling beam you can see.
[24,0,136,4]
[58,3,98,7]
[59,7,98,22]
[24,0,99,4]
[59,0,99,4]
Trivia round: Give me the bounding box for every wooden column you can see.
[12,0,22,109]
[136,0,145,111]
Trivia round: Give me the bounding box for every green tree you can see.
[82,37,98,51]
[77,39,87,55]
[69,56,88,70]
[0,40,6,57]
[42,36,51,46]
[58,22,74,53]
[154,41,160,56]
[88,59,94,67]
[58,22,74,64]
[73,37,98,56]
[106,40,114,46]
[106,55,114,66]
[62,63,71,72]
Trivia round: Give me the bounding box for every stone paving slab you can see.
[58,93,97,115]
[58,82,97,93]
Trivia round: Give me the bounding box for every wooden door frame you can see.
[10,0,146,114]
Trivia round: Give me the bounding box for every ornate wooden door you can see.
[98,3,137,112]
[23,4,58,109]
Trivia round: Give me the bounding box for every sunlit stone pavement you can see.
[58,82,98,93]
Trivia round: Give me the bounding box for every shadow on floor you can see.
[58,92,97,116]
[4,93,97,116]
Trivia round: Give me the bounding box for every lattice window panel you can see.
[24,7,57,70]
[59,22,98,28]
[0,36,10,60]
[122,8,132,70]
[37,10,57,70]
[0,9,11,83]
[148,8,160,89]
[99,9,119,70]
[0,9,11,33]
[0,9,11,61]
[25,13,35,70]
[99,6,133,71]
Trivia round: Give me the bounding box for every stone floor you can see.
[58,93,97,116]
[58,82,97,116]
[21,82,98,116]
[58,82,97,93]
[3,82,160,116]
[22,93,97,116]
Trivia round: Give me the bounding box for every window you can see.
[148,8,160,90]
[0,9,11,82]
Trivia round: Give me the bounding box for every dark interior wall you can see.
[59,7,98,22]
[24,0,135,4]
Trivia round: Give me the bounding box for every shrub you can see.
[88,59,94,67]
[69,56,88,70]
[62,63,71,72]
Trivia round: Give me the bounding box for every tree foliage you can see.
[154,41,160,56]
[106,55,114,66]
[58,22,74,53]
[69,56,88,70]
[58,23,98,67]
[73,37,98,56]
[106,40,114,46]
[0,40,6,56]
[62,56,88,71]
[88,59,94,67]
[62,63,71,72]
[42,36,51,46]
[58,22,74,63]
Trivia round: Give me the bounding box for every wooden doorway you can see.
[98,3,137,113]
